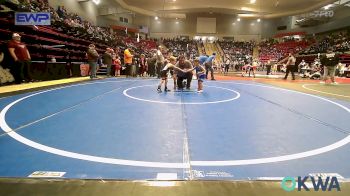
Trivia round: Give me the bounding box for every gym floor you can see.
[0,76,349,195]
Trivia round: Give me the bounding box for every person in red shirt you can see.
[8,33,31,83]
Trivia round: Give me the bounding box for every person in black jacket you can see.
[320,47,340,85]
[86,44,99,79]
[102,48,113,77]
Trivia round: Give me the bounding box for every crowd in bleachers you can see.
[163,38,198,58]
[218,40,254,60]
[18,0,124,46]
[214,33,350,78]
[0,0,163,84]
[258,39,309,62]
[1,0,350,85]
[301,32,350,55]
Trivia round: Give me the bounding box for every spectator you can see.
[8,33,31,83]
[320,47,340,84]
[102,48,113,77]
[205,53,216,80]
[266,60,272,75]
[156,46,165,78]
[86,44,99,79]
[147,52,157,77]
[56,6,65,19]
[0,42,11,70]
[114,56,121,77]
[124,46,133,77]
[298,59,306,73]
[224,58,230,75]
[0,49,15,84]
[139,54,147,77]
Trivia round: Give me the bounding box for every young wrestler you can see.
[189,58,206,93]
[249,59,258,78]
[114,56,121,77]
[157,56,185,92]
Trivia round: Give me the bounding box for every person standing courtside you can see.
[266,60,272,75]
[281,53,296,80]
[205,53,216,80]
[147,52,157,77]
[86,44,99,79]
[8,33,31,83]
[139,54,147,77]
[102,48,113,77]
[320,47,339,85]
[124,46,133,77]
[156,46,165,78]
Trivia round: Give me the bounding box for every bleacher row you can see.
[258,40,310,62]
[0,0,158,83]
[0,16,109,62]
[0,16,95,81]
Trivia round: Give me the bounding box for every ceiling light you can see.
[275,0,279,7]
[324,4,332,10]
[173,0,176,2]
[257,18,261,22]
[155,16,159,20]
[237,18,241,21]
[250,0,256,4]
[238,13,259,17]
[175,21,179,24]
[92,0,100,5]
[241,7,254,11]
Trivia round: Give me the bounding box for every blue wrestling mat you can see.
[0,78,349,180]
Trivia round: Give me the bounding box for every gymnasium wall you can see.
[276,6,350,35]
[133,14,151,28]
[96,16,136,28]
[141,13,281,41]
[48,0,99,24]
[47,0,280,40]
[292,16,350,35]
[197,17,217,34]
[136,7,350,40]
[96,6,134,27]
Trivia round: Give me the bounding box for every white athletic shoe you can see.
[331,82,338,85]
[319,81,326,84]
[197,90,203,93]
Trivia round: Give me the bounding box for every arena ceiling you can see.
[113,0,338,18]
